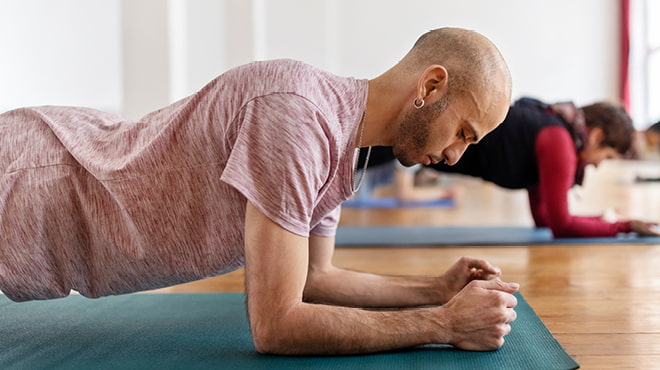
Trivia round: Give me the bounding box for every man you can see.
[0,28,515,355]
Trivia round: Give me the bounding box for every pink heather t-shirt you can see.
[0,59,368,301]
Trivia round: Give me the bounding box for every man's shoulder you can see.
[222,59,355,97]
[233,59,325,78]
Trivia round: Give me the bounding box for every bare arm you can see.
[244,201,519,355]
[630,220,660,236]
[303,233,502,307]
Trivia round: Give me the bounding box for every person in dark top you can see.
[424,97,659,237]
[363,98,659,237]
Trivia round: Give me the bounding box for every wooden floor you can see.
[151,159,660,370]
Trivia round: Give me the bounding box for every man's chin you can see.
[392,147,419,167]
[395,157,417,167]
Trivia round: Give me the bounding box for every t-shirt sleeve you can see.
[221,94,334,237]
[534,126,631,237]
[310,206,341,237]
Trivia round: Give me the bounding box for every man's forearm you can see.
[303,265,447,308]
[252,278,519,355]
[250,299,446,355]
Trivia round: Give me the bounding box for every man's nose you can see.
[444,142,470,166]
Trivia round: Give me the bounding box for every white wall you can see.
[174,0,620,109]
[0,0,621,122]
[121,0,172,119]
[0,0,122,113]
[629,0,660,127]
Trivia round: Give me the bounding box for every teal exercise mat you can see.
[342,197,455,208]
[335,226,660,246]
[0,292,578,370]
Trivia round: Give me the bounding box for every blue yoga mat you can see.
[0,292,579,370]
[342,197,455,208]
[335,226,660,246]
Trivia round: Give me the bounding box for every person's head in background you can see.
[645,121,660,150]
[581,102,635,167]
[375,27,512,168]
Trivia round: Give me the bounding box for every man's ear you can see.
[417,65,448,101]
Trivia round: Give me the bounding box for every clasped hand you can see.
[438,257,520,351]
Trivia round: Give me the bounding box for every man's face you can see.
[392,90,507,167]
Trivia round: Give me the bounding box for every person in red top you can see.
[427,97,659,238]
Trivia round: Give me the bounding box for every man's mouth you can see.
[427,156,445,165]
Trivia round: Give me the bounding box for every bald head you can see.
[364,27,512,157]
[399,27,511,102]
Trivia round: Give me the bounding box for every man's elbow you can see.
[252,330,277,355]
[250,319,298,355]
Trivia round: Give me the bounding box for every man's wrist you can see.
[429,275,449,305]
